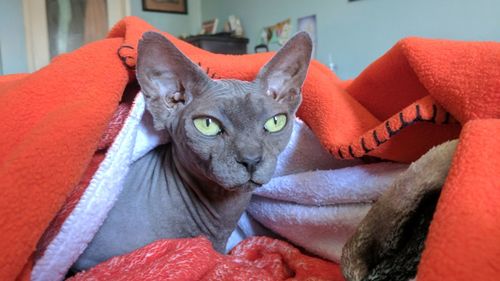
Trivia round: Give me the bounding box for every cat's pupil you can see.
[205,118,211,127]
[273,116,278,125]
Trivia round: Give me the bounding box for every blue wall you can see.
[0,0,29,74]
[202,0,500,79]
[1,0,499,77]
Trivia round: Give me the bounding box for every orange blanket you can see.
[0,16,498,280]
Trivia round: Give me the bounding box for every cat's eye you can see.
[264,114,287,133]
[193,117,222,136]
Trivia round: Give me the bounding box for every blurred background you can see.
[0,0,498,79]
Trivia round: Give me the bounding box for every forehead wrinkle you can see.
[211,80,287,118]
[221,95,271,131]
[211,79,257,96]
[193,79,277,131]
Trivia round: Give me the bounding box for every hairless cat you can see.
[74,31,312,270]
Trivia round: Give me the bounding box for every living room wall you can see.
[0,0,202,75]
[1,0,498,77]
[201,0,500,79]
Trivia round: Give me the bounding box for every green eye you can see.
[264,114,287,133]
[193,117,222,136]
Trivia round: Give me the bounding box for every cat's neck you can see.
[73,144,251,270]
[170,144,252,236]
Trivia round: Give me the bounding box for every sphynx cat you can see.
[74,31,312,270]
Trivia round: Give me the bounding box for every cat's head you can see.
[137,31,312,191]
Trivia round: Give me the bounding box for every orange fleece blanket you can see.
[0,16,498,280]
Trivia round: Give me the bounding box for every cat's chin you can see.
[225,180,262,193]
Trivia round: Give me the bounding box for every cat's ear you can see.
[136,31,211,130]
[255,32,312,112]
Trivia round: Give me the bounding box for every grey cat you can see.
[73,31,312,270]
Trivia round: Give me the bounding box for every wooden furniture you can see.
[184,34,249,55]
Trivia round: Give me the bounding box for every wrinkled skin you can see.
[73,31,312,271]
[172,79,295,192]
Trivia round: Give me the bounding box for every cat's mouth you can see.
[226,180,263,192]
[249,179,263,187]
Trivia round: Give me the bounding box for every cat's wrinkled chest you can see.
[73,145,224,270]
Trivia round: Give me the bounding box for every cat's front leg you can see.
[341,140,458,281]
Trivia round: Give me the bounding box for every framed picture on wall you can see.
[142,0,188,14]
[201,18,219,35]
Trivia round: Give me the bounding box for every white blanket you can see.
[227,116,408,262]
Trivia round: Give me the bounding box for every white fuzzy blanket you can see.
[227,114,407,262]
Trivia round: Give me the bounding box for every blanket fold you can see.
[0,16,498,281]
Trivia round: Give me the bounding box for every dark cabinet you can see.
[184,35,249,55]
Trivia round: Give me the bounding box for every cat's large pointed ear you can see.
[255,32,312,112]
[136,31,211,130]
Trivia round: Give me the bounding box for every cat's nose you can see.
[237,154,262,174]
